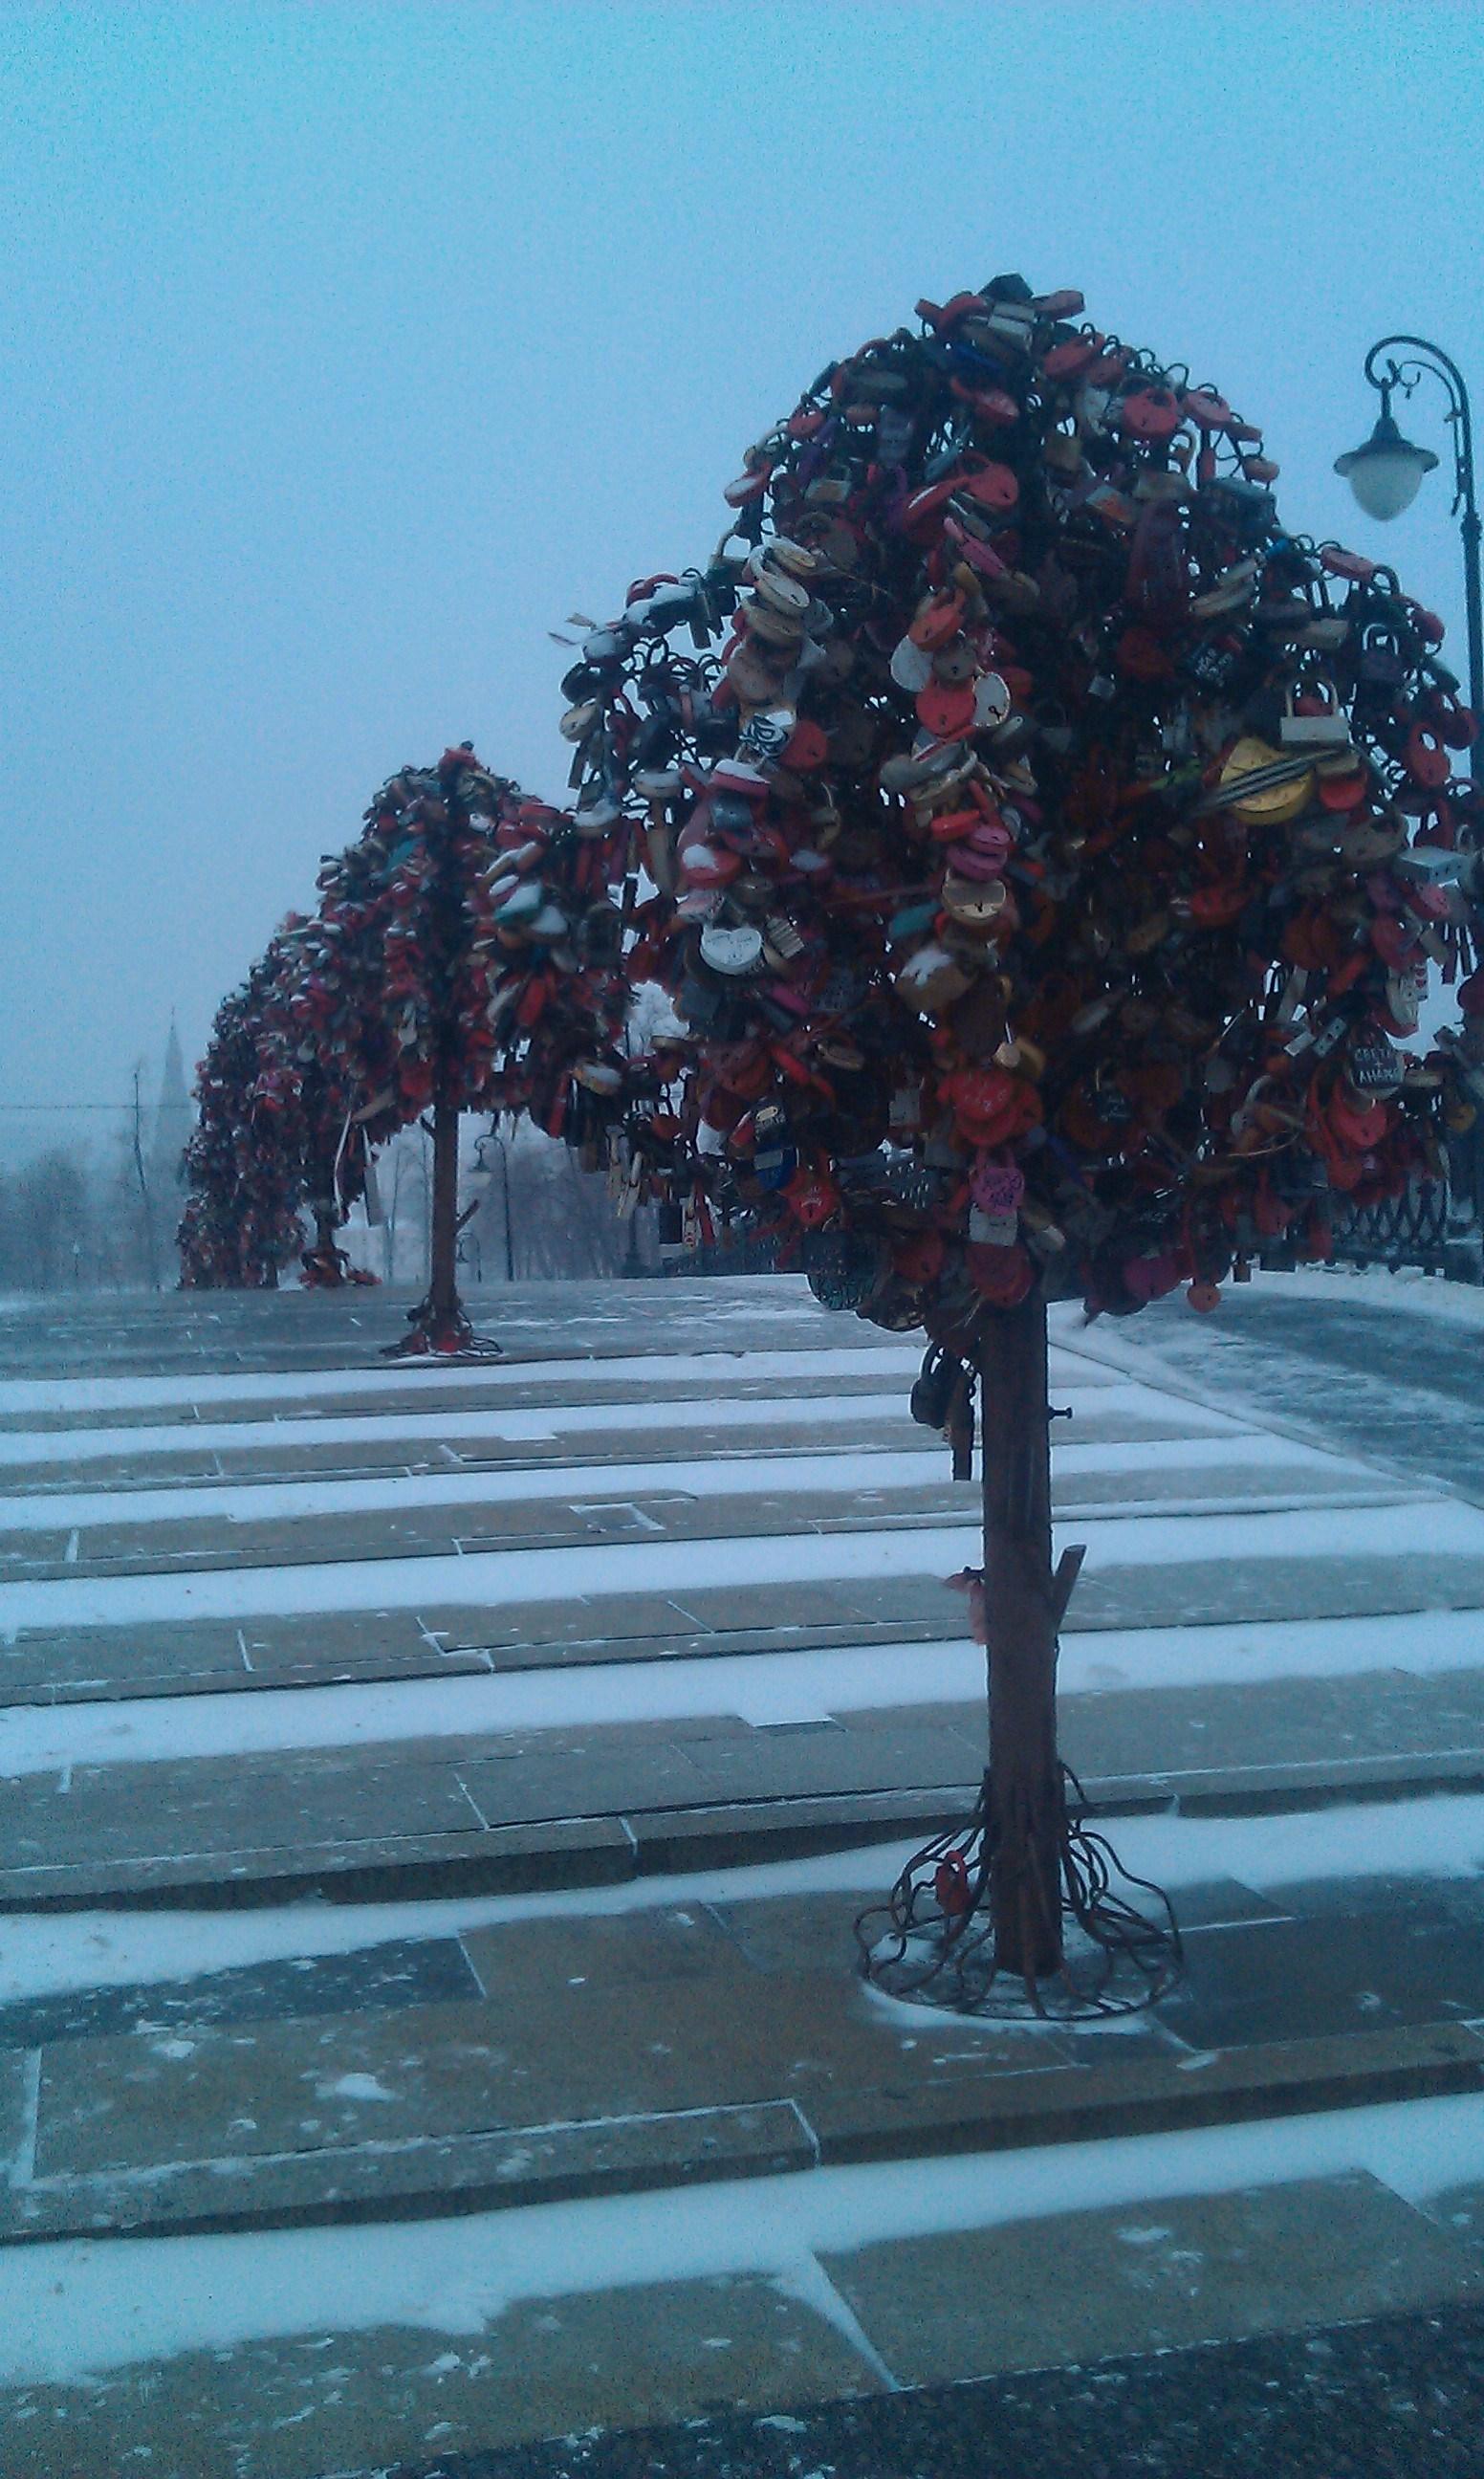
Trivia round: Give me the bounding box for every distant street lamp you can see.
[474,1122,515,1283]
[1336,335,1482,783]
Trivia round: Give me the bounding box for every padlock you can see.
[1278,674,1350,748]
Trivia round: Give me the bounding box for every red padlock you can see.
[957,460,1020,515]
[1041,328,1104,383]
[1120,384,1185,442]
[783,716,830,773]
[782,1163,841,1228]
[1184,386,1234,431]
[909,588,969,651]
[915,680,978,739]
[894,1229,946,1285]
[949,379,1020,428]
[966,1240,1036,1305]
[1319,544,1377,585]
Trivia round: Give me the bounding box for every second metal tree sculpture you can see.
[186,747,637,1340]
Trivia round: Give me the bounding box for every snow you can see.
[3,1791,1482,2009]
[1246,1263,1484,1330]
[0,1493,1472,1639]
[3,2084,1483,2386]
[0,1388,923,1470]
[0,1437,1377,1526]
[1057,1605,1484,1694]
[4,1606,1483,1784]
[0,1343,936,1420]
[1049,1270,1484,1343]
[0,1447,963,1533]
[318,2073,396,2103]
[0,1427,1375,1536]
[0,1384,1255,1475]
[3,1284,1481,2390]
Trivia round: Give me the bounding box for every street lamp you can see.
[473,1121,515,1283]
[1335,335,1482,783]
[1334,386,1437,520]
[1339,337,1484,1283]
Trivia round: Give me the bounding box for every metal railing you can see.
[1328,1129,1484,1283]
[665,1132,1484,1289]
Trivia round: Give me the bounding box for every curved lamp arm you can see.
[1363,334,1476,521]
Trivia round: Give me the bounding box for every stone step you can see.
[0,1386,1242,1492]
[3,1514,1479,1704]
[4,2176,1482,2476]
[4,1868,1484,2244]
[7,1662,1484,1907]
[0,1454,1398,1582]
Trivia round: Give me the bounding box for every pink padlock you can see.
[949,821,1015,883]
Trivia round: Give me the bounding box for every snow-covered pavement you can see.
[3,1276,1484,2467]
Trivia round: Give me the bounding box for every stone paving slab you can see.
[0,2269,884,2479]
[820,2169,1484,2384]
[1162,1905,1484,2048]
[1,2099,818,2244]
[6,1876,1484,2244]
[0,1934,485,2051]
[0,1816,637,1913]
[800,2022,1484,2163]
[0,2048,30,2177]
[0,1392,1214,1491]
[7,1667,1484,1910]
[0,1457,1402,1583]
[9,1531,1482,1709]
[0,1276,911,1379]
[273,2293,1484,2479]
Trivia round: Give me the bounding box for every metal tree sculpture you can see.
[186,748,634,1337]
[307,746,632,1352]
[179,944,311,1288]
[566,274,1478,2010]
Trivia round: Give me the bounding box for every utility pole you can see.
[130,1064,162,1291]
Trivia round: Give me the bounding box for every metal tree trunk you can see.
[427,1098,461,1331]
[980,1294,1064,1979]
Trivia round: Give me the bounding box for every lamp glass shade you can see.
[1334,411,1438,522]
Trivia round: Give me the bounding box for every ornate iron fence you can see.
[669,1132,1484,1287]
[1329,1180,1452,1274]
[1328,1128,1484,1282]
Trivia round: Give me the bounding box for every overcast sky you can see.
[3,0,1481,1157]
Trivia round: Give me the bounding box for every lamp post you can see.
[1335,336,1482,783]
[474,1122,515,1283]
[1338,337,1484,1281]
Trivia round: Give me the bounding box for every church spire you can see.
[151,1016,192,1192]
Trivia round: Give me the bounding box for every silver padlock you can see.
[1278,676,1350,747]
